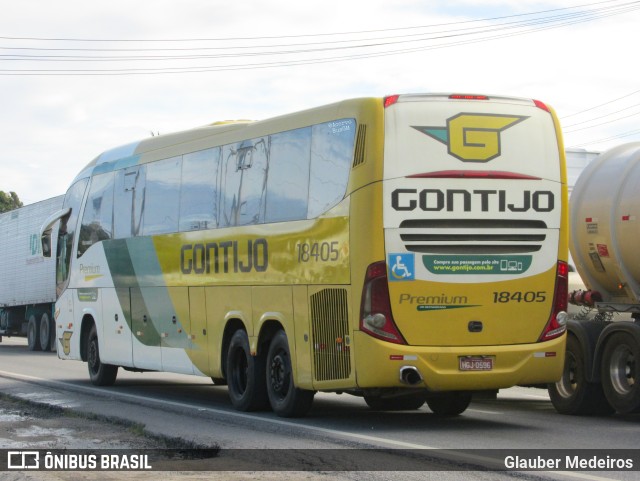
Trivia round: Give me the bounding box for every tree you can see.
[0,191,23,213]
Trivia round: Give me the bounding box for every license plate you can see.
[459,356,494,371]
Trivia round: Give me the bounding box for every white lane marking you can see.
[466,409,502,415]
[0,369,626,481]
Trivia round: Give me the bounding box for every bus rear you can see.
[355,93,568,394]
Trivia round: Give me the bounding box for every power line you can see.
[0,3,631,59]
[0,0,625,44]
[561,88,640,119]
[567,128,640,148]
[563,109,640,133]
[562,101,640,129]
[0,0,637,75]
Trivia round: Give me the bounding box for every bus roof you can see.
[69,93,543,186]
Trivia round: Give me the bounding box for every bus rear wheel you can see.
[426,392,472,416]
[87,324,118,386]
[226,330,269,411]
[266,330,314,417]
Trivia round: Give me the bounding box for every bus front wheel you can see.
[226,330,269,411]
[87,324,118,386]
[266,330,314,418]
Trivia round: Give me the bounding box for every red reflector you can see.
[408,170,541,180]
[585,217,592,222]
[384,95,400,108]
[557,261,569,278]
[622,215,630,221]
[366,261,388,279]
[533,99,550,112]
[449,94,488,100]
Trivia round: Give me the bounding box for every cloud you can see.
[1,1,639,203]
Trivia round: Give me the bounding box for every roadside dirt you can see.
[0,395,345,481]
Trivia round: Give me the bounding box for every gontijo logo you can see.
[413,113,528,162]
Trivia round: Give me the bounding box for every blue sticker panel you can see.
[388,253,415,281]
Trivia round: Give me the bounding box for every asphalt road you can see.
[0,336,638,481]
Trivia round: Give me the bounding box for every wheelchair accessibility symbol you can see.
[389,253,415,281]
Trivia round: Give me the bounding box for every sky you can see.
[1,0,640,205]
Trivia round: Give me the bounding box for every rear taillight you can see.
[384,95,400,108]
[538,261,569,342]
[533,99,551,112]
[360,261,406,344]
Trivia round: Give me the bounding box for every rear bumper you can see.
[353,331,566,391]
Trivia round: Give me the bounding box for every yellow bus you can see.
[42,93,569,417]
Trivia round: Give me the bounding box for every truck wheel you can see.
[87,324,118,386]
[364,393,425,411]
[39,313,53,352]
[266,330,314,417]
[426,392,471,416]
[549,335,613,415]
[226,330,269,411]
[601,332,640,413]
[27,315,41,351]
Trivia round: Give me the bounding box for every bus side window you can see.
[78,172,115,257]
[220,145,242,228]
[114,166,146,239]
[220,138,269,228]
[265,128,311,223]
[237,137,268,226]
[180,147,220,231]
[307,119,356,218]
[142,156,182,235]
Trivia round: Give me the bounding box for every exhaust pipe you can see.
[399,366,423,386]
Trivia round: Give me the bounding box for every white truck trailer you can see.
[549,142,640,415]
[0,195,64,351]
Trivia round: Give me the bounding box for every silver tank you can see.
[570,142,640,304]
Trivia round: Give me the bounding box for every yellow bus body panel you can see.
[353,331,565,390]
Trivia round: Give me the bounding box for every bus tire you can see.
[364,393,425,411]
[27,315,41,352]
[226,330,269,411]
[266,330,314,418]
[601,332,640,414]
[39,312,53,352]
[426,392,471,416]
[549,335,613,415]
[87,324,118,386]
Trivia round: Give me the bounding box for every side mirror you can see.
[41,227,52,258]
[39,207,71,258]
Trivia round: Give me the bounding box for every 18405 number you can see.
[297,241,339,263]
[492,291,546,303]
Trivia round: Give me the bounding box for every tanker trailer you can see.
[549,142,640,414]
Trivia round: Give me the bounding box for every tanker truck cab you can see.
[357,94,569,396]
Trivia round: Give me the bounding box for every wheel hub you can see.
[610,345,636,395]
[270,352,287,394]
